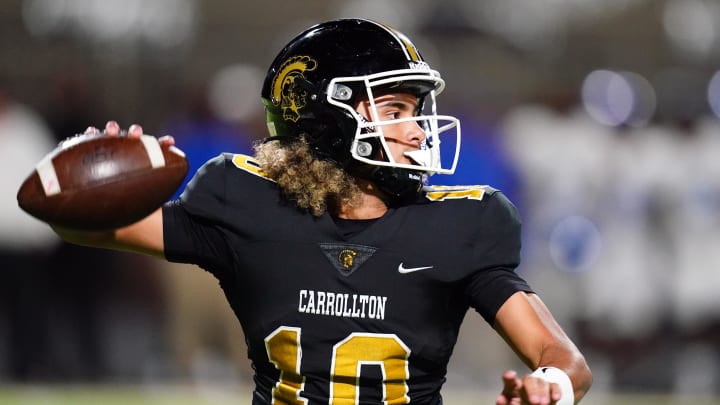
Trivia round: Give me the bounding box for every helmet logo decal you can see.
[271,55,318,122]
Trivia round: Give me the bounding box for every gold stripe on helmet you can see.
[378,23,421,62]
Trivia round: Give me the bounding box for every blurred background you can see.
[1,0,720,404]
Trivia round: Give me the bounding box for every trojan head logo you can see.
[271,55,318,122]
[319,243,377,276]
[338,249,357,269]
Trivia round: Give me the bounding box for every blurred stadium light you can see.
[663,0,720,61]
[22,0,197,53]
[581,69,656,127]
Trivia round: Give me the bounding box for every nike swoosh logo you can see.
[398,263,434,274]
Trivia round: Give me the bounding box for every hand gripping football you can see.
[16,133,189,231]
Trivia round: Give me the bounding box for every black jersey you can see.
[162,153,533,405]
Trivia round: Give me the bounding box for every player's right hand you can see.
[85,120,175,147]
[496,369,562,405]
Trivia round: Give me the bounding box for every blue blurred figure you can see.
[163,76,262,199]
[429,114,520,204]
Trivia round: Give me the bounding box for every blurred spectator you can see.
[668,116,720,395]
[501,90,720,395]
[500,101,612,276]
[0,86,59,380]
[43,70,105,144]
[671,116,720,332]
[157,69,263,382]
[37,72,168,382]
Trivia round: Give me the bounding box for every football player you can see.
[54,19,591,404]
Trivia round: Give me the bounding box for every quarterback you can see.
[53,19,591,404]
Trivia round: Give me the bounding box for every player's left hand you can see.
[495,369,564,405]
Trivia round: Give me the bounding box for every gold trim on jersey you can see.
[231,154,274,181]
[424,185,487,201]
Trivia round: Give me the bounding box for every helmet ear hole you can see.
[356,141,373,157]
[331,84,354,101]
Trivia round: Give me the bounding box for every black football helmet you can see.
[261,18,461,201]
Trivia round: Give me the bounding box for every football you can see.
[16,133,189,231]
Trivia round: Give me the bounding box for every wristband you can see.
[531,366,574,405]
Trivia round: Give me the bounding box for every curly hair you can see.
[253,139,362,216]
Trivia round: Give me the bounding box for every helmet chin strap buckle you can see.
[370,166,424,203]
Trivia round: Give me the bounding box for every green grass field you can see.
[0,385,718,405]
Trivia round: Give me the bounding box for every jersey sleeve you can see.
[162,154,234,276]
[465,191,533,324]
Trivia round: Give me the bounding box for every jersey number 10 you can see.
[265,326,412,404]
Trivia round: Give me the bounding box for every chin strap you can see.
[369,166,424,203]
